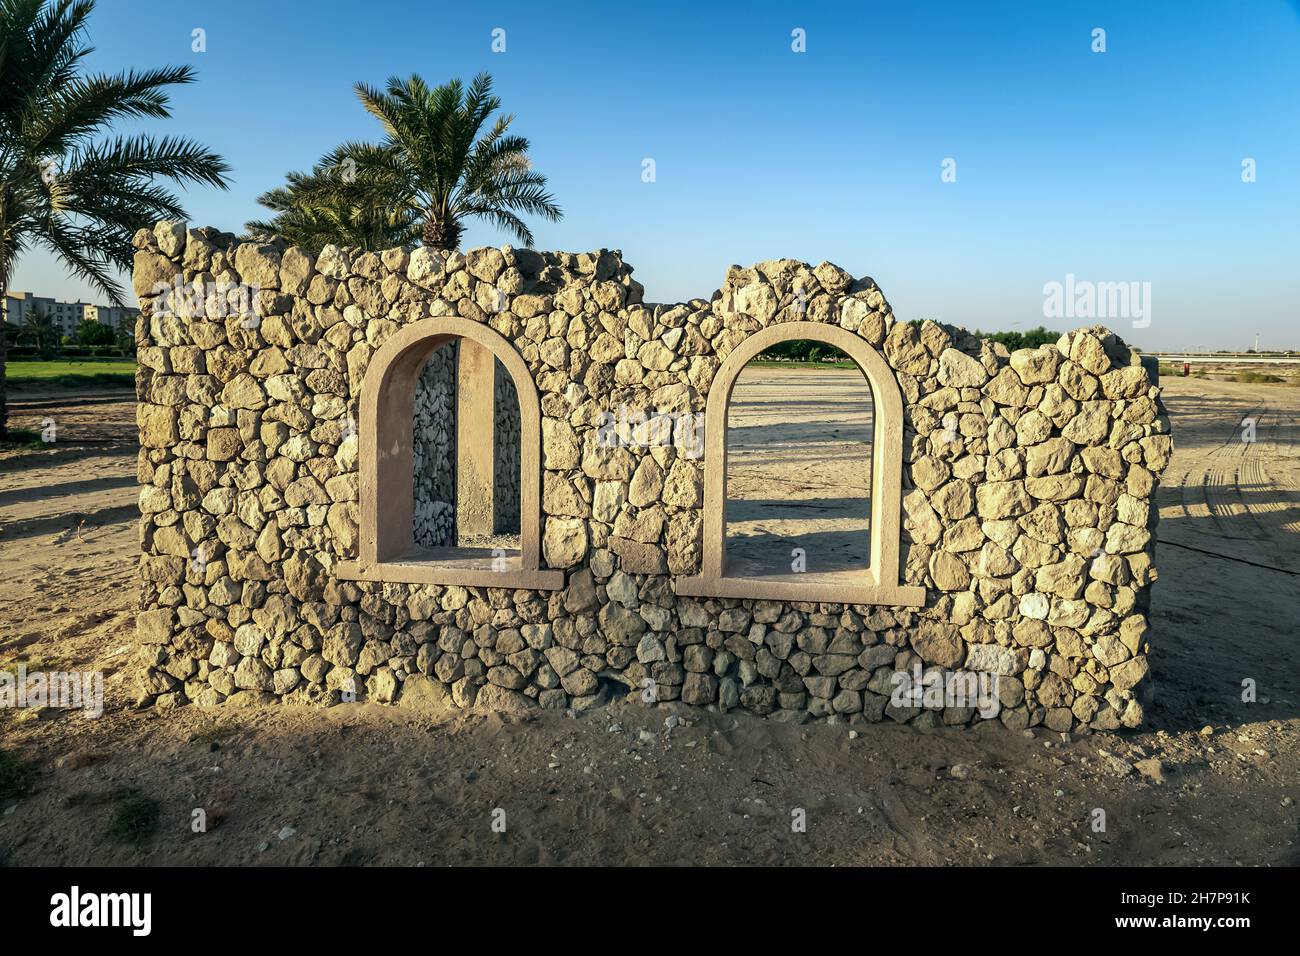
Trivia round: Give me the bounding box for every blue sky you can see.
[13,0,1299,350]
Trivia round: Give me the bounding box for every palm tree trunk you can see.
[0,275,9,442]
[422,214,462,252]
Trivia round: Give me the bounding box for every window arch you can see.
[336,316,562,590]
[678,321,924,606]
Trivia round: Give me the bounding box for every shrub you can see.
[108,790,161,845]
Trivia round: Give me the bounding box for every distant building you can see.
[3,291,84,335]
[4,291,139,336]
[83,303,141,331]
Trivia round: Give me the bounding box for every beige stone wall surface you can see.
[132,220,1171,730]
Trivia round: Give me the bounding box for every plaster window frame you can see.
[677,321,925,606]
[335,316,563,591]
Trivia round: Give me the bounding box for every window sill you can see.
[336,547,564,590]
[675,571,925,606]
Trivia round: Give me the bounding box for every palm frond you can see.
[28,65,197,155]
[66,133,231,188]
[36,217,130,303]
[0,0,230,435]
[459,205,534,247]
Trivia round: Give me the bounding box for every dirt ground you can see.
[0,373,1296,866]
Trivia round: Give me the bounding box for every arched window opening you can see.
[725,341,873,578]
[336,316,560,590]
[677,321,923,606]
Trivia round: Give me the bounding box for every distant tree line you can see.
[760,324,1061,363]
[908,319,1060,352]
[968,325,1060,352]
[3,307,133,358]
[758,340,851,363]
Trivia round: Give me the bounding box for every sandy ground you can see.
[726,366,872,576]
[0,374,1297,867]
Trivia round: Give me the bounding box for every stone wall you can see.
[411,344,521,546]
[493,358,521,535]
[132,220,1172,731]
[413,341,456,547]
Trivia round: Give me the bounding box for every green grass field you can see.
[5,358,137,389]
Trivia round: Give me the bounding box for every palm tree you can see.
[246,164,421,253]
[0,0,230,437]
[112,317,132,354]
[21,306,57,355]
[299,72,561,252]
